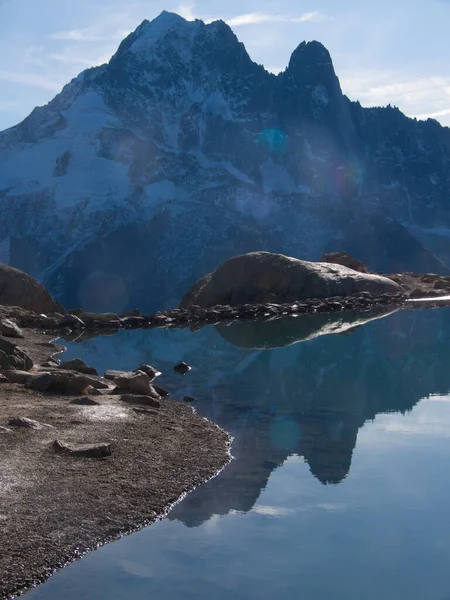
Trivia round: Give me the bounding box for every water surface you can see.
[26,307,450,600]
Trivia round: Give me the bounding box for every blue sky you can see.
[0,0,449,131]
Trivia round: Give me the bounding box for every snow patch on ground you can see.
[1,90,131,211]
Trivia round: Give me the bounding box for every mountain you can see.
[1,11,450,311]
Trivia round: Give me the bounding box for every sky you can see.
[0,0,449,131]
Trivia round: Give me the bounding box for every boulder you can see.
[27,372,104,394]
[8,417,54,430]
[112,371,159,397]
[0,264,64,313]
[153,384,170,397]
[0,318,24,338]
[133,364,161,382]
[0,337,33,371]
[52,440,111,458]
[321,251,369,273]
[58,358,98,376]
[104,369,129,380]
[180,252,402,308]
[3,370,33,384]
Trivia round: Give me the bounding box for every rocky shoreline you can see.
[2,264,450,599]
[0,326,231,600]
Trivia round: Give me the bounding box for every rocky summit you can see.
[0,11,449,312]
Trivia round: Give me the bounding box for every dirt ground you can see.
[0,330,231,599]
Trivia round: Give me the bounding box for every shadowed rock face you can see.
[0,264,64,314]
[180,251,401,307]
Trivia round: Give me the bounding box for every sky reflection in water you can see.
[26,306,450,600]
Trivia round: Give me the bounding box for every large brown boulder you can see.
[0,264,64,314]
[180,252,402,308]
[321,251,368,273]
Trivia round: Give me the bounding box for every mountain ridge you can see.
[0,11,449,311]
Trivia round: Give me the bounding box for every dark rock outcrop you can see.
[0,264,64,314]
[181,252,402,308]
[321,252,368,273]
[0,336,33,371]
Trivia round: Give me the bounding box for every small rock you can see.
[58,314,85,329]
[104,369,129,380]
[183,396,196,402]
[0,337,33,371]
[70,396,100,406]
[85,385,109,396]
[52,439,111,458]
[8,417,54,430]
[120,316,145,327]
[59,358,98,376]
[0,425,13,433]
[0,374,9,383]
[153,384,170,398]
[41,360,60,368]
[133,364,161,381]
[120,394,161,408]
[173,361,191,375]
[112,371,157,396]
[3,370,33,384]
[27,372,104,394]
[0,318,24,338]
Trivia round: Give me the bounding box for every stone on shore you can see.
[321,251,369,273]
[0,318,24,338]
[27,372,106,395]
[52,440,111,458]
[120,394,161,408]
[0,337,33,371]
[133,364,161,381]
[8,417,54,430]
[70,396,101,406]
[0,264,65,314]
[180,251,402,308]
[3,370,33,384]
[59,358,98,376]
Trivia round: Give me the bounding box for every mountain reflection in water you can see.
[57,306,450,530]
[26,305,450,600]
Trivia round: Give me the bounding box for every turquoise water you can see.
[26,307,450,599]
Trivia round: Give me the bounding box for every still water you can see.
[26,306,450,599]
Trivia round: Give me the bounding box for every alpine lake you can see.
[25,304,450,600]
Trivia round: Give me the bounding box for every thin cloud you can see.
[176,1,197,21]
[0,69,64,92]
[225,11,325,27]
[341,70,450,126]
[49,29,106,42]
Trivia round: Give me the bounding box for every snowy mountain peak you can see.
[128,11,201,56]
[1,13,450,311]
